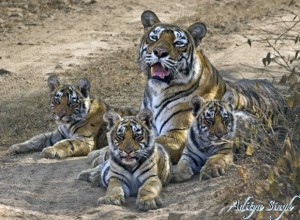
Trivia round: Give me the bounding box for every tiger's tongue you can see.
[151,63,169,78]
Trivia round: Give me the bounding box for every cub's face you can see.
[104,109,154,167]
[192,97,236,141]
[47,76,90,124]
[138,10,207,86]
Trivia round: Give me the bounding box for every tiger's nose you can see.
[215,128,225,139]
[153,48,169,58]
[56,109,67,118]
[124,149,133,154]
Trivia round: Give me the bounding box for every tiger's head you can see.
[47,75,91,124]
[191,95,236,141]
[104,108,154,167]
[138,10,207,86]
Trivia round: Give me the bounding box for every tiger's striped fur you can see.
[138,10,286,164]
[171,95,260,182]
[96,109,171,211]
[8,75,135,159]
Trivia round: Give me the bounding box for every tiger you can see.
[8,75,135,159]
[79,108,171,211]
[171,94,263,182]
[136,10,286,164]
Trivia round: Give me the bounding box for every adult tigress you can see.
[138,10,286,164]
[8,75,135,159]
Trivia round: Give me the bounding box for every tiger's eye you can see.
[174,41,185,47]
[205,117,213,124]
[134,134,143,141]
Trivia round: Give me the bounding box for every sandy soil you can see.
[0,0,299,219]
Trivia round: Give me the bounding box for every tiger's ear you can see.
[77,78,90,98]
[222,91,235,110]
[187,22,207,47]
[191,96,205,117]
[138,108,153,129]
[141,10,160,31]
[103,111,121,130]
[47,75,60,92]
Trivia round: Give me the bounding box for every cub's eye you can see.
[117,127,124,134]
[205,117,213,124]
[70,102,78,107]
[54,95,60,103]
[134,133,143,141]
[223,115,229,123]
[70,98,78,107]
[149,34,158,42]
[116,130,124,140]
[174,41,185,47]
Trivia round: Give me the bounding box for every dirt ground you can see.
[0,0,299,219]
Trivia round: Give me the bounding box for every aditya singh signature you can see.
[227,195,300,219]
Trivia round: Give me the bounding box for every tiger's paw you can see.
[170,160,194,183]
[8,143,29,154]
[98,194,125,206]
[41,147,68,159]
[8,144,22,154]
[136,196,162,211]
[88,147,109,168]
[77,166,100,186]
[88,149,102,164]
[199,155,232,180]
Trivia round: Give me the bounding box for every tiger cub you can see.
[8,75,134,159]
[171,94,259,182]
[93,109,171,211]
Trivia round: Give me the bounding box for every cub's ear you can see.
[47,75,60,92]
[77,78,90,98]
[138,108,153,129]
[222,91,235,110]
[191,96,205,117]
[103,111,121,130]
[141,10,160,31]
[187,22,207,47]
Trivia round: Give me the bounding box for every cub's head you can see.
[138,10,207,85]
[191,95,236,141]
[47,75,91,124]
[104,108,154,167]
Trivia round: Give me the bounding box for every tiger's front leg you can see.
[155,130,188,164]
[98,177,125,206]
[41,138,94,159]
[200,145,233,180]
[136,176,162,211]
[8,130,64,154]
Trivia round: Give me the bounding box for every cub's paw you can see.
[41,147,68,159]
[8,144,25,154]
[98,194,125,206]
[136,196,162,211]
[88,147,109,168]
[77,166,100,186]
[199,156,232,180]
[170,160,194,183]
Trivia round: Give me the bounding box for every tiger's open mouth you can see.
[121,155,137,165]
[150,63,172,83]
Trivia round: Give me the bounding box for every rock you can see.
[9,12,24,18]
[0,69,11,76]
[82,0,97,4]
[168,212,184,220]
